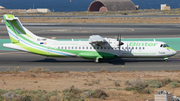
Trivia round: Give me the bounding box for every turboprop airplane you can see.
[3,14,177,62]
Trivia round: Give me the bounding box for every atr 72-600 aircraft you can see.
[3,14,177,62]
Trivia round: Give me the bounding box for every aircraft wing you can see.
[89,35,107,46]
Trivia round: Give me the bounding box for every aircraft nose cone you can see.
[172,50,177,55]
[174,51,177,55]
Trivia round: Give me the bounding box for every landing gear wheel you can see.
[164,57,168,62]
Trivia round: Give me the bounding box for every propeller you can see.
[117,32,124,55]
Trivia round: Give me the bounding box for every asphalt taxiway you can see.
[0,51,179,71]
[0,23,180,71]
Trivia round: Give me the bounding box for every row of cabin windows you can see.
[55,46,145,50]
[122,47,145,50]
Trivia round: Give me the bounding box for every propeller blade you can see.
[117,33,119,41]
[119,34,121,45]
[118,32,120,56]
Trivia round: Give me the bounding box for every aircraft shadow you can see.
[21,58,168,66]
[101,58,165,65]
[29,58,94,63]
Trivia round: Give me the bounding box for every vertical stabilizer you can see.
[3,14,39,44]
[3,14,22,43]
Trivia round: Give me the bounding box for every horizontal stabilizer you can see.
[3,43,28,51]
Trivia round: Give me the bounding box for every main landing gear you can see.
[95,57,102,63]
[164,57,168,62]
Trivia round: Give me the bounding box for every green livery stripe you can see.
[26,34,34,39]
[165,47,176,51]
[15,43,66,57]
[10,20,26,34]
[59,49,115,60]
[9,36,18,43]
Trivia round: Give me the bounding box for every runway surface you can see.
[0,51,179,71]
[0,23,180,71]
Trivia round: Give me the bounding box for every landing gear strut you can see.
[95,57,102,63]
[164,57,168,62]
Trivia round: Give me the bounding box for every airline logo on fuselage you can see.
[129,42,158,47]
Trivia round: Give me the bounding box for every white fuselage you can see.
[41,38,176,58]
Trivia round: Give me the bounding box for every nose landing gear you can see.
[164,57,168,62]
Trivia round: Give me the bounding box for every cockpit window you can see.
[160,44,169,48]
